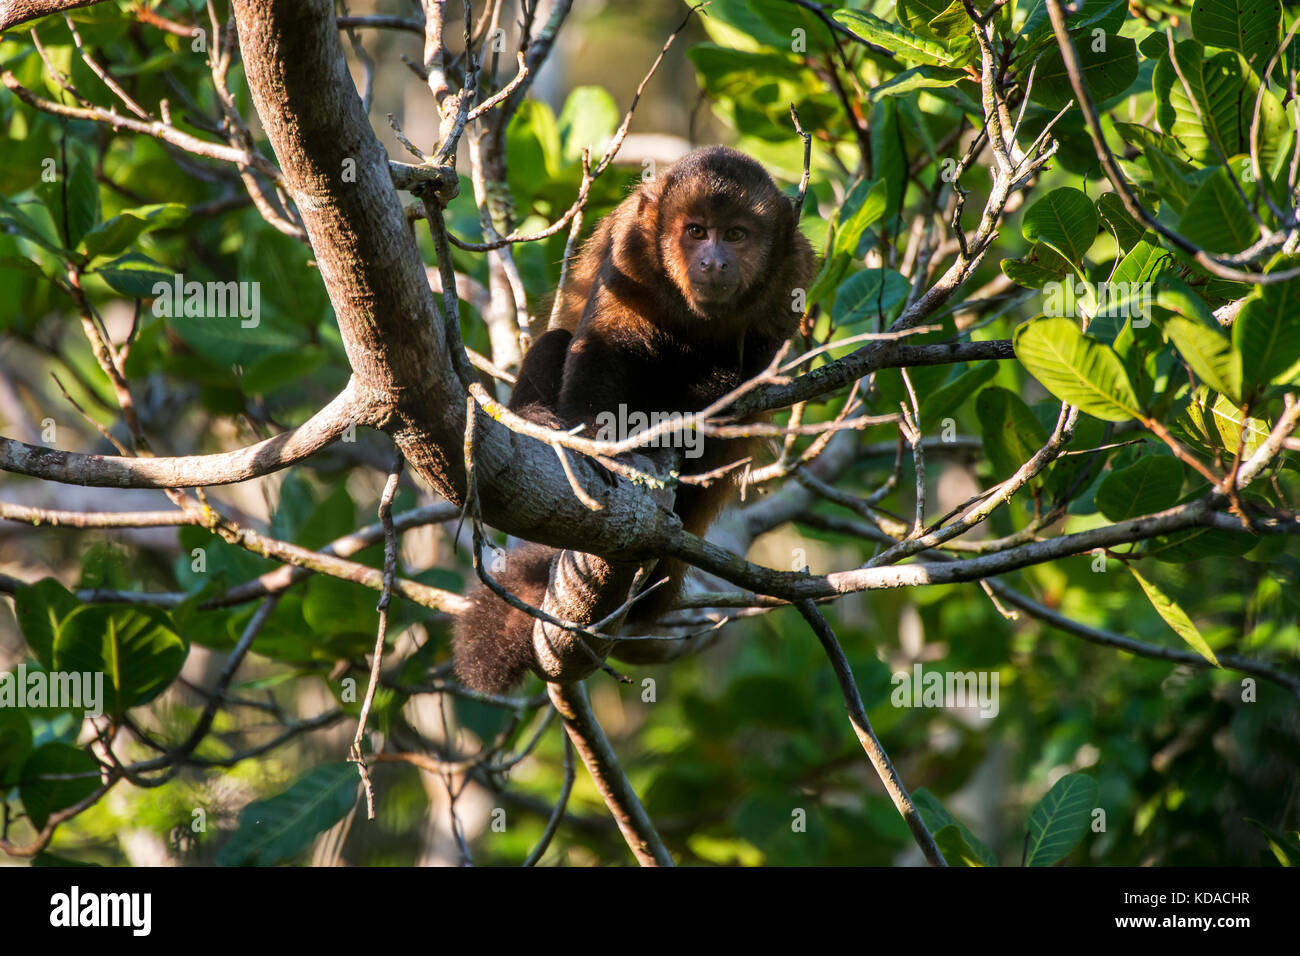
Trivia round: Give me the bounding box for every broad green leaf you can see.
[1233,280,1300,390]
[1021,187,1098,266]
[1154,276,1219,326]
[1096,192,1145,252]
[1109,239,1172,288]
[1019,0,1127,50]
[871,99,906,224]
[1154,41,1252,164]
[913,787,997,866]
[1163,315,1243,405]
[1032,35,1138,111]
[1095,456,1184,521]
[868,65,967,101]
[0,708,33,787]
[0,194,65,252]
[18,743,100,830]
[807,252,853,306]
[1129,567,1220,665]
[1001,245,1070,288]
[1176,167,1256,254]
[1141,145,1199,215]
[1014,318,1142,421]
[53,605,188,716]
[1177,388,1270,458]
[976,386,1049,481]
[216,763,359,866]
[833,9,956,66]
[1190,0,1281,75]
[14,577,79,669]
[921,361,998,428]
[77,202,189,263]
[1112,122,1191,162]
[831,267,910,325]
[557,86,619,162]
[833,178,888,258]
[1025,773,1098,866]
[1144,525,1257,562]
[37,157,99,248]
[0,254,52,280]
[95,252,173,298]
[897,0,973,46]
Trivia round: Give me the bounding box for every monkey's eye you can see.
[686,223,707,240]
[723,226,747,242]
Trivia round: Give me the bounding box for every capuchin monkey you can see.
[454,146,815,694]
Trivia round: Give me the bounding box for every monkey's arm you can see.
[508,328,572,426]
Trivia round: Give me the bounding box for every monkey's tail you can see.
[452,543,557,695]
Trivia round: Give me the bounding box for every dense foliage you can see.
[0,0,1298,867]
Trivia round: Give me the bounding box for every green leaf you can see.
[1019,0,1128,51]
[77,202,188,263]
[1141,145,1200,215]
[0,194,65,252]
[897,0,974,44]
[868,65,968,101]
[1190,0,1281,76]
[1096,192,1145,252]
[1176,167,1255,254]
[1113,121,1191,162]
[920,361,998,428]
[18,742,100,830]
[830,268,910,325]
[241,345,328,396]
[1176,387,1270,458]
[1025,773,1098,866]
[216,763,358,866]
[1109,239,1172,288]
[833,9,956,66]
[1033,35,1138,111]
[1014,318,1142,421]
[1021,187,1098,266]
[912,787,997,866]
[1245,818,1300,866]
[1001,248,1070,288]
[1154,41,1252,164]
[1162,315,1243,405]
[0,707,33,787]
[14,577,79,669]
[1233,280,1300,390]
[976,386,1049,481]
[1128,566,1220,665]
[833,178,888,259]
[53,605,188,716]
[1095,456,1184,521]
[37,156,99,248]
[557,86,619,163]
[95,252,173,298]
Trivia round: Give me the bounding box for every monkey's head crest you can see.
[654,147,796,322]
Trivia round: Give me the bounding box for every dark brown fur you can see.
[452,147,815,692]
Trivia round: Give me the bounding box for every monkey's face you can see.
[664,210,764,317]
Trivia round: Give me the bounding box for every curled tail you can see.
[452,543,557,695]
